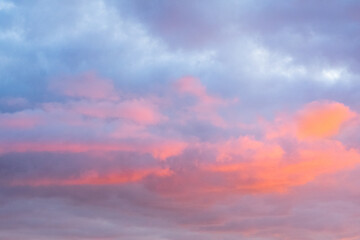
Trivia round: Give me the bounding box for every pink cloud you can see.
[175,76,225,105]
[174,76,236,127]
[110,121,150,139]
[11,167,172,187]
[0,111,41,129]
[3,74,360,201]
[0,141,132,154]
[45,98,167,125]
[0,138,187,161]
[2,86,360,240]
[50,72,119,100]
[144,100,360,199]
[158,138,360,196]
[215,136,283,162]
[149,140,188,161]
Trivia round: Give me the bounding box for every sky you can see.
[1,0,360,239]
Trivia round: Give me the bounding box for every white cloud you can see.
[0,0,15,11]
[321,68,345,83]
[250,45,307,78]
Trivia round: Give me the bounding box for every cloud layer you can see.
[1,1,360,240]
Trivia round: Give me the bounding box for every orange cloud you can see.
[296,101,356,139]
[204,140,360,193]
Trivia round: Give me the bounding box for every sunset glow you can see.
[1,1,360,240]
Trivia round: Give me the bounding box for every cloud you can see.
[50,71,119,100]
[46,99,166,125]
[296,101,356,139]
[0,110,41,129]
[2,1,360,239]
[2,68,360,239]
[10,167,172,187]
[173,76,236,128]
[175,76,222,105]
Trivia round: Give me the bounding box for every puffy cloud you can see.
[266,101,358,141]
[296,101,356,139]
